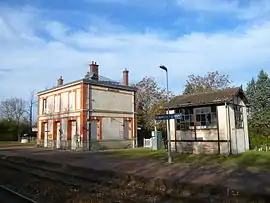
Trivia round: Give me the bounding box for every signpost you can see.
[155,113,183,162]
[155,113,183,121]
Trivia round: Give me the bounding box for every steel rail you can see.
[0,185,37,203]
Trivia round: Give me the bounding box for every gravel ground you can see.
[0,164,179,203]
[0,157,269,203]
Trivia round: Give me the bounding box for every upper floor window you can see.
[234,105,243,129]
[42,99,47,114]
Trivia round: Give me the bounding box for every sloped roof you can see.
[167,87,246,108]
[37,73,135,95]
[83,73,135,91]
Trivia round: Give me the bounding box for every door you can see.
[40,123,45,147]
[44,122,48,147]
[124,120,130,139]
[56,122,61,149]
[71,121,77,150]
[88,122,91,150]
[90,120,98,140]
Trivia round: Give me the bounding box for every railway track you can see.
[0,156,104,186]
[4,156,244,203]
[0,185,37,203]
[0,156,158,203]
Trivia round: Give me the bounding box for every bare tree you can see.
[183,71,232,94]
[133,76,174,131]
[27,90,37,132]
[0,97,26,141]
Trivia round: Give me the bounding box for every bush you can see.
[0,119,30,141]
[249,127,270,149]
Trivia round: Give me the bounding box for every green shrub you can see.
[249,127,270,149]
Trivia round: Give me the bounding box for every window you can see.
[175,108,194,131]
[175,106,217,131]
[42,99,47,114]
[194,106,217,129]
[234,106,243,129]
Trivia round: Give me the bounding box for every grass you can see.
[0,140,36,147]
[103,148,270,172]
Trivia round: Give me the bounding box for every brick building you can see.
[37,61,136,150]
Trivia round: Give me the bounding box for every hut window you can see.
[234,106,243,129]
[175,108,194,131]
[194,106,217,129]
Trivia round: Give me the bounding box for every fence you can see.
[253,144,270,152]
[144,138,152,148]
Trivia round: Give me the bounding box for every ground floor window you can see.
[175,106,217,131]
[234,105,243,129]
[194,106,217,129]
[175,108,193,131]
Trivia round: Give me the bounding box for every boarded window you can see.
[42,99,47,114]
[54,95,60,112]
[69,92,75,110]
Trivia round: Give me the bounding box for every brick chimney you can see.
[89,61,99,80]
[57,76,63,86]
[123,69,129,85]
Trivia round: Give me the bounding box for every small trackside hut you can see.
[166,87,250,154]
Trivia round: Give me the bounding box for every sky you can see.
[1,0,270,101]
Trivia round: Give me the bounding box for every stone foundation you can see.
[89,139,133,151]
[174,141,219,154]
[36,139,133,151]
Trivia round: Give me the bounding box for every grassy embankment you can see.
[103,148,270,171]
[0,141,36,147]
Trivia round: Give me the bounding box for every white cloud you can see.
[177,0,270,21]
[0,4,270,100]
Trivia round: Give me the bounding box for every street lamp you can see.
[159,65,172,164]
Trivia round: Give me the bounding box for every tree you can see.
[246,70,270,147]
[183,71,232,94]
[245,78,256,112]
[249,108,270,136]
[134,77,174,132]
[246,70,270,113]
[0,97,26,141]
[26,90,37,132]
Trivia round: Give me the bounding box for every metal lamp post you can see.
[159,65,172,163]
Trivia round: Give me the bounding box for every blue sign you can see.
[173,114,183,119]
[155,114,170,120]
[155,113,183,120]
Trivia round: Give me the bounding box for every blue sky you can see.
[1,0,270,101]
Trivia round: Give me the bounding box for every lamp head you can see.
[159,65,167,72]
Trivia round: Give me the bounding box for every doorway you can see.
[123,120,131,139]
[43,122,48,147]
[70,120,77,150]
[55,122,61,149]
